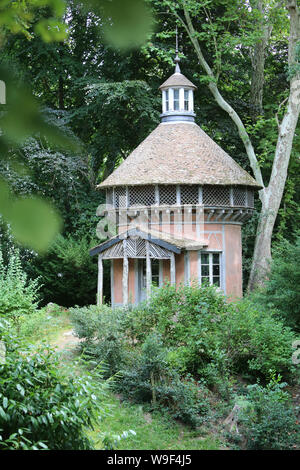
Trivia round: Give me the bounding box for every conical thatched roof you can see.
[98,121,260,189]
[159,72,197,90]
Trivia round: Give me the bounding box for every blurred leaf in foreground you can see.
[9,196,62,253]
[82,0,154,48]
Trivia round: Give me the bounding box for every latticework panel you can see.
[159,185,177,205]
[203,186,230,206]
[114,187,127,208]
[149,243,171,259]
[126,238,146,257]
[233,187,246,207]
[100,242,123,259]
[129,185,155,207]
[247,189,254,208]
[180,185,199,205]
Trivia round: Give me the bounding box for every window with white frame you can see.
[173,89,180,110]
[165,90,169,111]
[199,252,221,287]
[184,89,189,111]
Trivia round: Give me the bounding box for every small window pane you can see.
[184,89,189,111]
[213,265,220,276]
[165,90,169,111]
[201,253,209,264]
[213,253,220,264]
[201,265,209,276]
[173,89,179,110]
[213,277,220,286]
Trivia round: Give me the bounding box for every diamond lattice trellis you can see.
[203,186,231,206]
[159,185,177,205]
[180,185,199,205]
[233,187,246,207]
[114,187,127,208]
[129,185,155,207]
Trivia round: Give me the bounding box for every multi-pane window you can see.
[184,89,189,111]
[200,252,221,287]
[173,89,180,110]
[165,90,169,111]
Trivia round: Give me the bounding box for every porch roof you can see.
[90,227,207,257]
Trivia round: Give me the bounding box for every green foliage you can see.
[117,332,211,428]
[70,304,126,375]
[0,319,109,450]
[28,235,98,307]
[125,284,296,383]
[70,284,298,431]
[238,378,300,450]
[0,247,40,320]
[253,235,300,331]
[17,304,69,342]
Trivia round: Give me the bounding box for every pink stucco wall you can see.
[111,222,243,304]
[224,224,242,298]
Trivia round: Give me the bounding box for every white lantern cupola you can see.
[159,45,197,123]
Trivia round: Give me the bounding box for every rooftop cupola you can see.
[159,38,197,123]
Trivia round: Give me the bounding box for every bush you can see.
[125,284,296,383]
[118,332,211,428]
[253,236,300,331]
[0,319,108,450]
[70,304,127,376]
[222,299,296,381]
[238,378,300,450]
[0,247,39,320]
[26,235,105,307]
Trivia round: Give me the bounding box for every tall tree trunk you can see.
[249,1,272,119]
[175,0,300,290]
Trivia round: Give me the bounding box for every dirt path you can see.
[51,329,82,353]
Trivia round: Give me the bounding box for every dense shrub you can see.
[125,284,296,383]
[253,236,300,331]
[238,378,300,450]
[26,235,109,307]
[70,304,127,376]
[0,319,108,450]
[222,299,296,380]
[118,332,211,428]
[0,247,39,320]
[70,285,297,429]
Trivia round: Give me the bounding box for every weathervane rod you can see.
[174,25,181,73]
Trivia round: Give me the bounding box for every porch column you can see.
[97,255,103,306]
[170,252,176,285]
[146,240,152,299]
[122,239,129,305]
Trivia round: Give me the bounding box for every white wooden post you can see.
[97,255,103,306]
[122,239,128,305]
[146,240,151,299]
[170,252,176,285]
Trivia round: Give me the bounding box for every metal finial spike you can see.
[174,26,181,73]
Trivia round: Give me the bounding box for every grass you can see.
[91,393,223,450]
[19,307,224,450]
[17,304,71,344]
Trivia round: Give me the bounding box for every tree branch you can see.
[176,3,265,190]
